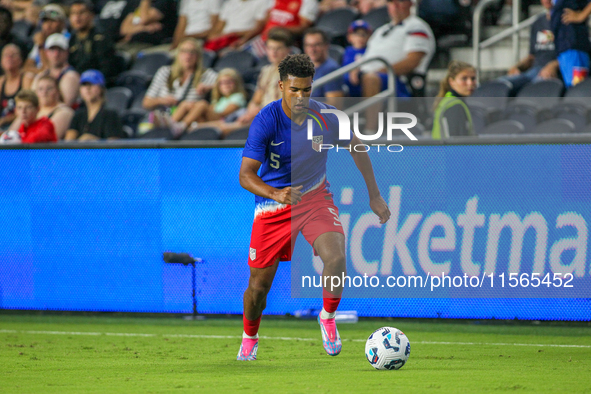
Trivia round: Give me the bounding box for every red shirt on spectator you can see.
[18,117,57,143]
[262,0,318,40]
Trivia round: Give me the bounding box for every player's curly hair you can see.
[278,54,316,82]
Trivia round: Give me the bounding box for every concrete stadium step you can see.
[451,44,530,71]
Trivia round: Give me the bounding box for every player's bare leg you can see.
[314,232,346,356]
[238,257,280,360]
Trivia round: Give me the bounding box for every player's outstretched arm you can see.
[239,157,303,205]
[348,135,391,224]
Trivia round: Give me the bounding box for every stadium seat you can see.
[328,44,345,64]
[179,127,221,140]
[244,84,256,102]
[130,89,147,109]
[120,108,148,136]
[214,50,257,72]
[105,87,133,114]
[515,79,564,106]
[505,104,547,130]
[257,56,271,68]
[362,6,390,31]
[503,79,564,130]
[563,77,591,100]
[552,79,591,130]
[532,119,575,134]
[471,80,512,110]
[136,127,172,140]
[116,70,151,97]
[241,69,260,85]
[224,126,250,140]
[132,52,173,77]
[467,102,492,134]
[316,8,358,46]
[553,104,591,131]
[559,79,591,108]
[115,51,132,71]
[479,119,525,135]
[10,20,33,41]
[202,49,217,69]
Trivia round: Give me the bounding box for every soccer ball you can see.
[365,327,410,370]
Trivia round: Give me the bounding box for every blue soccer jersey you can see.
[242,99,350,215]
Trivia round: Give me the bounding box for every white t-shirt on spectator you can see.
[298,0,320,22]
[179,0,222,36]
[360,15,435,75]
[220,0,273,35]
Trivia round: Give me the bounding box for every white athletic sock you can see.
[320,308,336,320]
[243,331,259,339]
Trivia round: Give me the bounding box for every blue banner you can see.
[0,146,590,320]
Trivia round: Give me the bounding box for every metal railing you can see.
[311,55,397,114]
[473,0,543,82]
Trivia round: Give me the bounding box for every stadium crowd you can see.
[0,0,590,142]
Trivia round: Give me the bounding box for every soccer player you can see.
[238,54,391,360]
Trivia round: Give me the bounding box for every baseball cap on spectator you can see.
[39,4,66,22]
[348,20,372,34]
[44,33,69,50]
[80,69,106,87]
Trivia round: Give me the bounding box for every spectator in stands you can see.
[118,0,177,56]
[32,33,80,107]
[234,0,319,57]
[342,20,371,97]
[8,75,74,138]
[140,38,217,135]
[499,0,558,95]
[171,0,221,50]
[69,0,119,82]
[184,28,292,138]
[64,69,127,141]
[1,0,32,24]
[32,75,74,139]
[431,60,476,139]
[169,68,247,135]
[352,0,388,14]
[98,0,133,44]
[319,0,348,13]
[303,28,344,98]
[358,0,435,99]
[213,28,292,137]
[24,4,68,73]
[0,89,57,143]
[98,0,135,43]
[0,44,34,130]
[0,6,30,61]
[357,0,434,131]
[554,0,591,86]
[204,0,271,52]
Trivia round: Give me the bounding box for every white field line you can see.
[1,329,590,348]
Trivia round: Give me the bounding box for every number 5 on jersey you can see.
[270,153,280,169]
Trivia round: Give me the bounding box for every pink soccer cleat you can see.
[237,337,258,361]
[318,316,342,356]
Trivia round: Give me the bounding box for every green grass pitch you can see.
[1,314,590,393]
